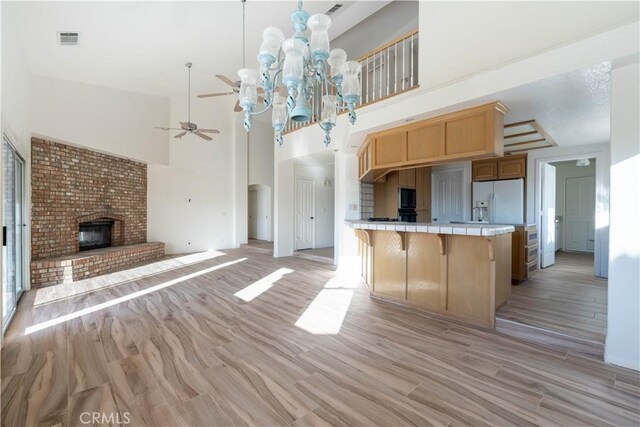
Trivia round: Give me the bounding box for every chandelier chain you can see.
[242,0,246,69]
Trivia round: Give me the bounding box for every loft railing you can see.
[284,29,419,134]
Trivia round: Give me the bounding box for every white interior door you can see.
[295,177,315,250]
[431,169,464,223]
[248,190,259,239]
[565,176,596,252]
[541,163,556,268]
[249,188,270,241]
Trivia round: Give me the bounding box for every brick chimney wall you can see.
[31,138,147,260]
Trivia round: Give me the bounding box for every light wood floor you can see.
[498,251,607,343]
[2,246,638,426]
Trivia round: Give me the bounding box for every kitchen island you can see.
[351,221,514,329]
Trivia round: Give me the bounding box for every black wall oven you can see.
[398,188,417,222]
[398,188,416,209]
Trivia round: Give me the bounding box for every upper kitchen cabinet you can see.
[398,168,416,188]
[472,154,527,182]
[498,155,527,179]
[407,123,444,163]
[373,132,407,167]
[472,161,498,181]
[358,101,508,182]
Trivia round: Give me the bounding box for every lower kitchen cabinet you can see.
[407,233,446,311]
[372,231,407,300]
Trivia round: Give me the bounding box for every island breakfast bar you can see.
[351,221,514,329]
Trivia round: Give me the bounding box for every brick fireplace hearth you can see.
[30,138,164,287]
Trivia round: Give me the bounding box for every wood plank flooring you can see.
[498,251,607,343]
[2,245,638,426]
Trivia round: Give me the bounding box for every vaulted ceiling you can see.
[4,1,389,97]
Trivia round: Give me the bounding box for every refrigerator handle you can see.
[491,193,495,223]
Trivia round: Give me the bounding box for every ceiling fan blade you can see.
[216,74,238,88]
[233,100,242,112]
[197,92,236,98]
[154,127,183,131]
[195,131,213,141]
[198,129,221,134]
[174,131,187,139]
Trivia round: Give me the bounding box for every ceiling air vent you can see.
[58,32,79,46]
[325,4,343,15]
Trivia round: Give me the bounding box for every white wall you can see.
[294,163,335,249]
[606,60,640,371]
[331,1,418,59]
[527,143,610,277]
[1,5,33,330]
[419,2,639,89]
[29,75,170,165]
[248,120,274,241]
[147,95,239,253]
[551,159,596,252]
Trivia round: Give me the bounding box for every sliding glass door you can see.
[2,138,25,330]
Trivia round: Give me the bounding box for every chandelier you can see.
[236,0,362,146]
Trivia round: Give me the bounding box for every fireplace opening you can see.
[79,221,113,251]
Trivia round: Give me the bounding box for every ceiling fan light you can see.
[576,159,591,167]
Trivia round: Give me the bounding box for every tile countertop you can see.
[348,220,515,236]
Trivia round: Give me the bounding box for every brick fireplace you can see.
[30,138,164,287]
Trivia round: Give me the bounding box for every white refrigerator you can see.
[472,178,524,224]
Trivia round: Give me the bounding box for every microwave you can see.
[398,188,416,209]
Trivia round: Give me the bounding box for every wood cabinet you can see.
[358,101,508,183]
[358,139,373,179]
[512,224,537,283]
[498,156,526,179]
[374,172,399,218]
[472,161,498,181]
[407,123,444,163]
[472,154,527,182]
[398,168,415,188]
[374,167,431,219]
[373,132,406,167]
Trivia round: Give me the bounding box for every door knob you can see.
[310,217,315,219]
[433,218,437,222]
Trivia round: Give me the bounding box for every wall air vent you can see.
[58,32,79,46]
[325,4,343,15]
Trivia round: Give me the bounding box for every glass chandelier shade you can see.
[327,49,347,77]
[237,1,361,146]
[307,14,331,58]
[258,26,285,62]
[271,92,288,126]
[342,61,362,97]
[237,68,259,107]
[321,95,337,125]
[282,38,307,85]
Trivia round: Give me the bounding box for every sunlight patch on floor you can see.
[33,250,226,306]
[294,262,361,335]
[234,267,294,302]
[25,257,247,335]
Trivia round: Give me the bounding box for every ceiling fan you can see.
[154,63,220,141]
[198,74,264,112]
